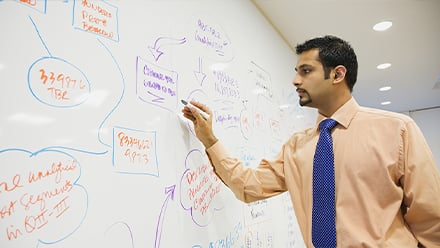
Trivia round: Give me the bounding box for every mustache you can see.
[296,88,308,94]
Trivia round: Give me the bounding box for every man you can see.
[182,35,440,247]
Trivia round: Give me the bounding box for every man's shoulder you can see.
[357,106,414,124]
[288,126,317,145]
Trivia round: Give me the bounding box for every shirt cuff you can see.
[206,140,229,167]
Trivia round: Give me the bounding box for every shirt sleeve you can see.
[401,119,440,246]
[206,141,288,203]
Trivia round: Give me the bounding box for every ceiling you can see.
[251,0,440,113]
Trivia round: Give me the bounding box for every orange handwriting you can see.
[0,174,23,194]
[20,0,36,6]
[20,179,73,211]
[28,160,77,184]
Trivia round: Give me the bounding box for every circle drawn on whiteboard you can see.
[188,15,234,62]
[28,57,91,108]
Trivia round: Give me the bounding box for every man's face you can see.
[293,49,333,108]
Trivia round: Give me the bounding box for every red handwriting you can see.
[81,21,114,38]
[186,164,222,216]
[28,160,77,184]
[20,179,73,211]
[270,119,280,136]
[1,157,78,242]
[186,163,209,185]
[24,209,50,233]
[117,131,152,165]
[1,201,18,219]
[39,69,86,89]
[53,196,70,218]
[81,0,112,18]
[6,196,71,241]
[79,0,114,39]
[19,0,36,6]
[6,224,23,241]
[39,69,86,101]
[0,174,23,194]
[117,132,152,150]
[82,11,107,26]
[188,175,209,200]
[254,112,265,128]
[124,148,149,165]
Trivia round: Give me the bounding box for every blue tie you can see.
[312,118,338,247]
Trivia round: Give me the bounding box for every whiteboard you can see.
[0,0,317,247]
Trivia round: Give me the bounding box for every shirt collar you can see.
[315,97,360,130]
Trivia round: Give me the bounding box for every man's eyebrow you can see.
[295,64,310,72]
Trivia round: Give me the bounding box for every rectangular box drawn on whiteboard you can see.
[136,56,178,111]
[15,0,47,13]
[112,126,159,176]
[72,0,120,41]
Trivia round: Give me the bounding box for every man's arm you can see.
[401,119,440,246]
[182,101,288,203]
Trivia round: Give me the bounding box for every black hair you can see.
[295,35,358,92]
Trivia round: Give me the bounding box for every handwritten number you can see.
[39,69,48,85]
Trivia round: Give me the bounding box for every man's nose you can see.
[292,74,301,86]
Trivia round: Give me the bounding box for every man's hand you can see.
[182,100,218,148]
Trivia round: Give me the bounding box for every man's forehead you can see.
[295,50,321,69]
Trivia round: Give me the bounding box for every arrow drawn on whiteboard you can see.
[194,57,207,86]
[147,91,165,103]
[154,185,176,248]
[148,36,187,62]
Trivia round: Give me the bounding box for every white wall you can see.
[409,107,440,171]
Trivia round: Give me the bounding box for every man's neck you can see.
[318,94,352,117]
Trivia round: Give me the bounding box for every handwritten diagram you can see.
[1,1,309,247]
[0,148,87,246]
[112,126,158,176]
[136,57,179,111]
[179,149,223,227]
[28,56,91,107]
[72,0,119,41]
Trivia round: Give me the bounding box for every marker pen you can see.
[181,99,210,120]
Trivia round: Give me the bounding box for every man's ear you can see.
[333,65,347,84]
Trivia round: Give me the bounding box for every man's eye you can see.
[302,69,311,74]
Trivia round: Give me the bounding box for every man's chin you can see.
[299,99,312,107]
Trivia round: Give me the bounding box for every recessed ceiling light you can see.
[381,101,391,105]
[373,21,393,31]
[377,63,391,70]
[379,86,392,91]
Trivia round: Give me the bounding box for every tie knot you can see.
[319,118,338,132]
